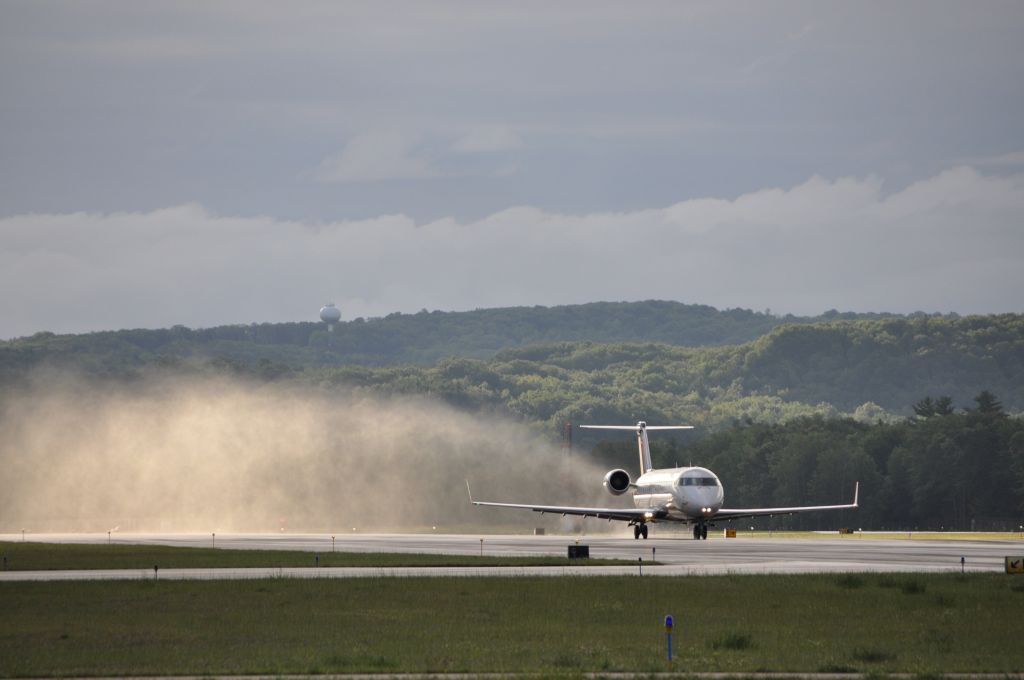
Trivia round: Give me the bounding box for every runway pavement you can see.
[2,531,1021,580]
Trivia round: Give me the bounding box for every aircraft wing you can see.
[714,482,859,522]
[470,499,662,522]
[467,480,661,522]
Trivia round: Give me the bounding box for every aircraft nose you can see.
[699,486,723,509]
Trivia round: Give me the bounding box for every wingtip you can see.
[853,481,860,507]
[465,479,474,504]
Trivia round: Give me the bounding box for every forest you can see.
[636,391,1024,530]
[304,314,1024,430]
[3,306,1022,425]
[2,301,1022,528]
[0,300,903,372]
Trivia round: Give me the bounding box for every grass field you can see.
[2,573,1023,676]
[0,541,633,570]
[737,530,1024,540]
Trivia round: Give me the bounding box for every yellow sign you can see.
[723,528,737,538]
[1006,557,1024,574]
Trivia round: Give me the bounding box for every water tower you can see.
[319,303,341,346]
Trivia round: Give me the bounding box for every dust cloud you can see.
[0,371,617,533]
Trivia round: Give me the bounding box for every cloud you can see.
[453,126,523,153]
[961,150,1024,168]
[1,164,1022,338]
[2,4,1023,221]
[315,131,443,183]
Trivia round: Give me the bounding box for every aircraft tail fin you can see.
[580,421,693,475]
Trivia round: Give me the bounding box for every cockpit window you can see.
[679,477,719,487]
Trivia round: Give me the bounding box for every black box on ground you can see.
[567,545,589,559]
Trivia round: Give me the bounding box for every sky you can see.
[1,1,1023,338]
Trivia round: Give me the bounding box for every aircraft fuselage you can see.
[633,466,724,520]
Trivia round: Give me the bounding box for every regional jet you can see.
[470,421,858,539]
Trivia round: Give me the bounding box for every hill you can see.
[0,300,896,379]
[2,305,1019,428]
[308,315,1024,431]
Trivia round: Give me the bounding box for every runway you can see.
[2,531,1021,580]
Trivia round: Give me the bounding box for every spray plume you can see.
[0,370,613,533]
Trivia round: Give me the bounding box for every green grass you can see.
[0,541,631,570]
[737,530,1024,540]
[1,573,1022,676]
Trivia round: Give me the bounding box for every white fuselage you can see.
[633,466,724,520]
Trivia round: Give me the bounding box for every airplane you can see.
[470,421,858,540]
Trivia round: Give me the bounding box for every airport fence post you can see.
[212,533,215,549]
[332,535,335,552]
[154,565,158,581]
[638,556,642,576]
[961,556,965,573]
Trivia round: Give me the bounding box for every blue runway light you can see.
[665,615,674,662]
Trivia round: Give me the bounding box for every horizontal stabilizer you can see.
[581,421,693,474]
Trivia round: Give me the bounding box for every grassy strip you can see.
[0,541,632,571]
[741,531,1024,540]
[2,573,1023,676]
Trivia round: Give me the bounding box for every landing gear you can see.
[642,524,649,539]
[633,523,649,540]
[693,524,701,540]
[692,523,709,540]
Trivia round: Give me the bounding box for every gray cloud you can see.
[315,131,444,183]
[1,164,1021,338]
[452,126,523,154]
[1,2,1022,221]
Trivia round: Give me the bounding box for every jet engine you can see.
[603,468,631,495]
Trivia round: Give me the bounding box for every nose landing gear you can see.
[633,523,649,539]
[692,523,708,540]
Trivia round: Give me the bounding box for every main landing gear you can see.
[692,523,708,540]
[633,523,649,540]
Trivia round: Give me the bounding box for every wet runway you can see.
[2,531,1021,580]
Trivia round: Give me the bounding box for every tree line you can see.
[6,312,1018,429]
[0,300,912,374]
[300,315,1024,430]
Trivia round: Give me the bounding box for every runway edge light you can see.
[664,615,673,662]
